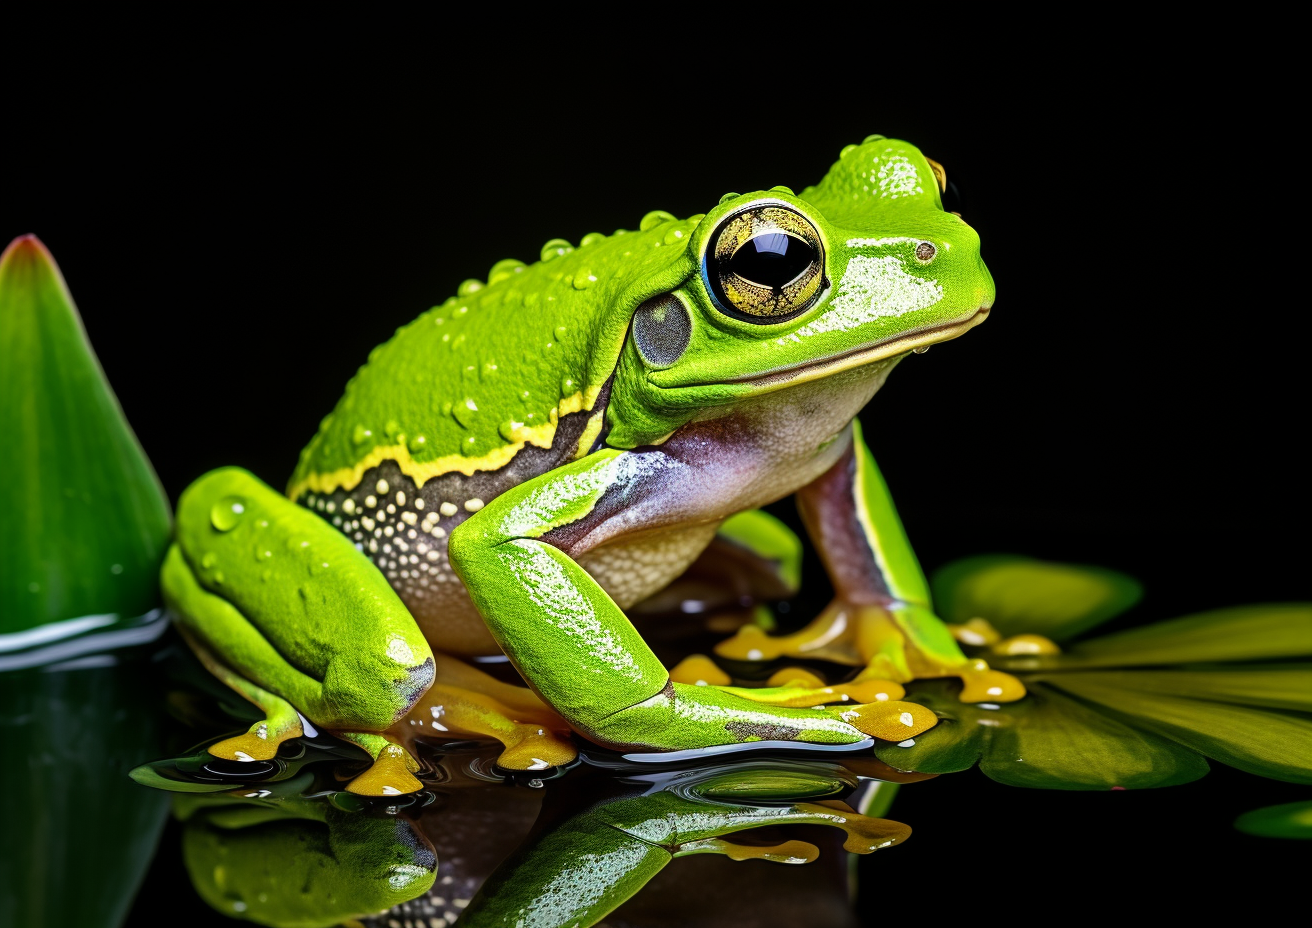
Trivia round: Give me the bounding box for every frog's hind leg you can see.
[448,450,938,754]
[714,422,1025,703]
[391,654,578,771]
[176,625,304,762]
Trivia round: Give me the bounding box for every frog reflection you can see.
[166,741,919,928]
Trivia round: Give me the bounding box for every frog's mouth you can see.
[731,304,991,394]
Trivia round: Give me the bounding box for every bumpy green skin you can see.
[163,468,432,730]
[288,219,698,496]
[289,137,990,489]
[170,135,997,755]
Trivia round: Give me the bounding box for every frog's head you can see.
[625,136,993,411]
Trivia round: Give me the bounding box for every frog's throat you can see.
[713,304,989,395]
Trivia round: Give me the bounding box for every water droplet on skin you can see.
[640,210,675,231]
[540,239,573,262]
[498,419,525,441]
[572,271,596,290]
[840,143,859,159]
[560,376,577,396]
[453,398,478,428]
[580,232,606,247]
[662,227,686,245]
[913,346,930,354]
[201,552,218,568]
[719,192,740,205]
[461,435,479,455]
[110,564,123,575]
[862,133,886,144]
[488,258,526,285]
[408,435,427,453]
[457,279,483,296]
[384,420,401,440]
[211,497,247,532]
[770,185,795,195]
[554,325,568,341]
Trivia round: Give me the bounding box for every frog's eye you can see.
[705,205,825,322]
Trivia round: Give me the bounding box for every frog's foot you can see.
[671,654,907,707]
[177,626,305,762]
[719,677,907,709]
[952,659,1027,703]
[948,618,1062,657]
[589,678,936,753]
[801,800,912,853]
[669,654,733,686]
[678,836,821,864]
[335,732,424,796]
[394,680,577,772]
[714,600,872,668]
[716,599,1028,704]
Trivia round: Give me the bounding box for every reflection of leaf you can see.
[875,680,1207,790]
[931,555,1141,642]
[1234,801,1312,840]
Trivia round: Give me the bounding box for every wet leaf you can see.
[1059,604,1312,668]
[875,680,1206,789]
[931,555,1141,642]
[1048,674,1312,785]
[1033,666,1312,712]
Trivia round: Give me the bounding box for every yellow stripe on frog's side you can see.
[287,386,602,499]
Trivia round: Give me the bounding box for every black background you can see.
[7,37,1306,924]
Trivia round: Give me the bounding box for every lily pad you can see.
[932,555,1142,642]
[874,680,1208,790]
[886,557,1312,789]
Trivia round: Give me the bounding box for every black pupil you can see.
[728,233,814,290]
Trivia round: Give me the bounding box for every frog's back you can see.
[289,217,698,501]
[285,215,700,654]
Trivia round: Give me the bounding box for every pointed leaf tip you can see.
[0,237,171,639]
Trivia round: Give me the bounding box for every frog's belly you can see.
[575,521,721,610]
[395,519,718,658]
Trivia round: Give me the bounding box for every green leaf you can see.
[1047,674,1312,784]
[0,236,171,636]
[977,684,1208,790]
[1060,604,1312,668]
[1034,666,1312,712]
[874,680,1206,789]
[1234,801,1312,840]
[931,555,1142,642]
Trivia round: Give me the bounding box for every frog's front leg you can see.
[716,421,1025,703]
[163,468,435,794]
[447,449,936,754]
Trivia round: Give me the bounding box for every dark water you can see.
[4,603,1301,928]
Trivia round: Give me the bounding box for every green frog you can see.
[162,135,1023,795]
